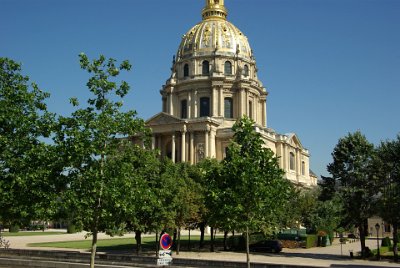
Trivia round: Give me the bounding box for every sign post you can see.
[157,233,173,266]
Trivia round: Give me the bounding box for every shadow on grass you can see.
[97,237,226,254]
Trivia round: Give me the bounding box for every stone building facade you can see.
[146,0,317,187]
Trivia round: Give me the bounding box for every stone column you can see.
[219,86,223,117]
[204,128,209,158]
[166,94,171,114]
[190,131,195,164]
[263,99,267,127]
[172,133,176,163]
[188,91,192,119]
[157,136,162,157]
[296,149,301,182]
[193,90,198,118]
[181,126,186,162]
[238,89,242,116]
[246,90,249,117]
[210,127,216,158]
[151,136,156,150]
[212,86,218,117]
[170,93,174,115]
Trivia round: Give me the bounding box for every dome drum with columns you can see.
[145,0,317,187]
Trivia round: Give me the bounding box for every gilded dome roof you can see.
[177,0,253,61]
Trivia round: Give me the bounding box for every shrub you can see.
[9,224,19,233]
[381,236,392,247]
[67,224,76,234]
[277,233,302,241]
[227,235,245,250]
[306,234,318,248]
[227,233,267,251]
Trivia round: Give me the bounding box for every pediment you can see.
[146,112,183,126]
[286,133,304,149]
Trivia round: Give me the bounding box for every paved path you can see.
[2,230,399,267]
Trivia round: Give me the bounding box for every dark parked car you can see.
[249,240,282,253]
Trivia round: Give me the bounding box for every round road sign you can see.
[160,233,173,250]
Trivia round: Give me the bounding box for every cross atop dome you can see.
[202,0,227,20]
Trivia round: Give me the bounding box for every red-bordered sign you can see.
[160,233,173,250]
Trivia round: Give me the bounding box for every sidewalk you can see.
[2,230,399,268]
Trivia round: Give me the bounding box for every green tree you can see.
[54,54,147,268]
[0,58,56,229]
[106,143,163,255]
[197,158,230,251]
[327,131,376,258]
[173,163,203,254]
[375,135,400,261]
[222,116,291,267]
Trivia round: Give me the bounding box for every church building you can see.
[146,0,317,187]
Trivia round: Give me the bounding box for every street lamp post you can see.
[375,223,380,260]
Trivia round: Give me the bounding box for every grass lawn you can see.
[1,231,66,237]
[29,237,137,251]
[28,235,224,252]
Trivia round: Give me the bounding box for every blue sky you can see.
[1,0,399,178]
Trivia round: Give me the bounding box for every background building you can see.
[146,0,317,187]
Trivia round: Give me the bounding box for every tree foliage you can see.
[375,135,400,261]
[54,54,148,268]
[327,131,376,258]
[221,116,292,267]
[0,58,56,228]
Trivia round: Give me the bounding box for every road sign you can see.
[157,249,172,266]
[160,233,173,250]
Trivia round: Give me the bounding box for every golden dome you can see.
[177,0,253,61]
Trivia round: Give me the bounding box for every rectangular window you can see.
[181,100,187,119]
[224,97,233,118]
[290,152,295,171]
[200,97,210,117]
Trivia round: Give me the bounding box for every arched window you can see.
[224,61,232,75]
[200,97,210,117]
[184,64,189,77]
[243,65,249,76]
[290,152,295,170]
[181,99,187,119]
[202,60,210,76]
[224,97,233,118]
[301,161,305,175]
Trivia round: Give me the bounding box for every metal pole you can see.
[375,223,380,260]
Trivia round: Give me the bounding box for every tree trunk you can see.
[135,230,142,254]
[393,222,398,262]
[90,230,98,268]
[223,230,228,251]
[210,226,215,252]
[199,222,205,249]
[188,229,191,250]
[177,227,181,255]
[358,224,367,258]
[155,231,159,258]
[246,226,250,268]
